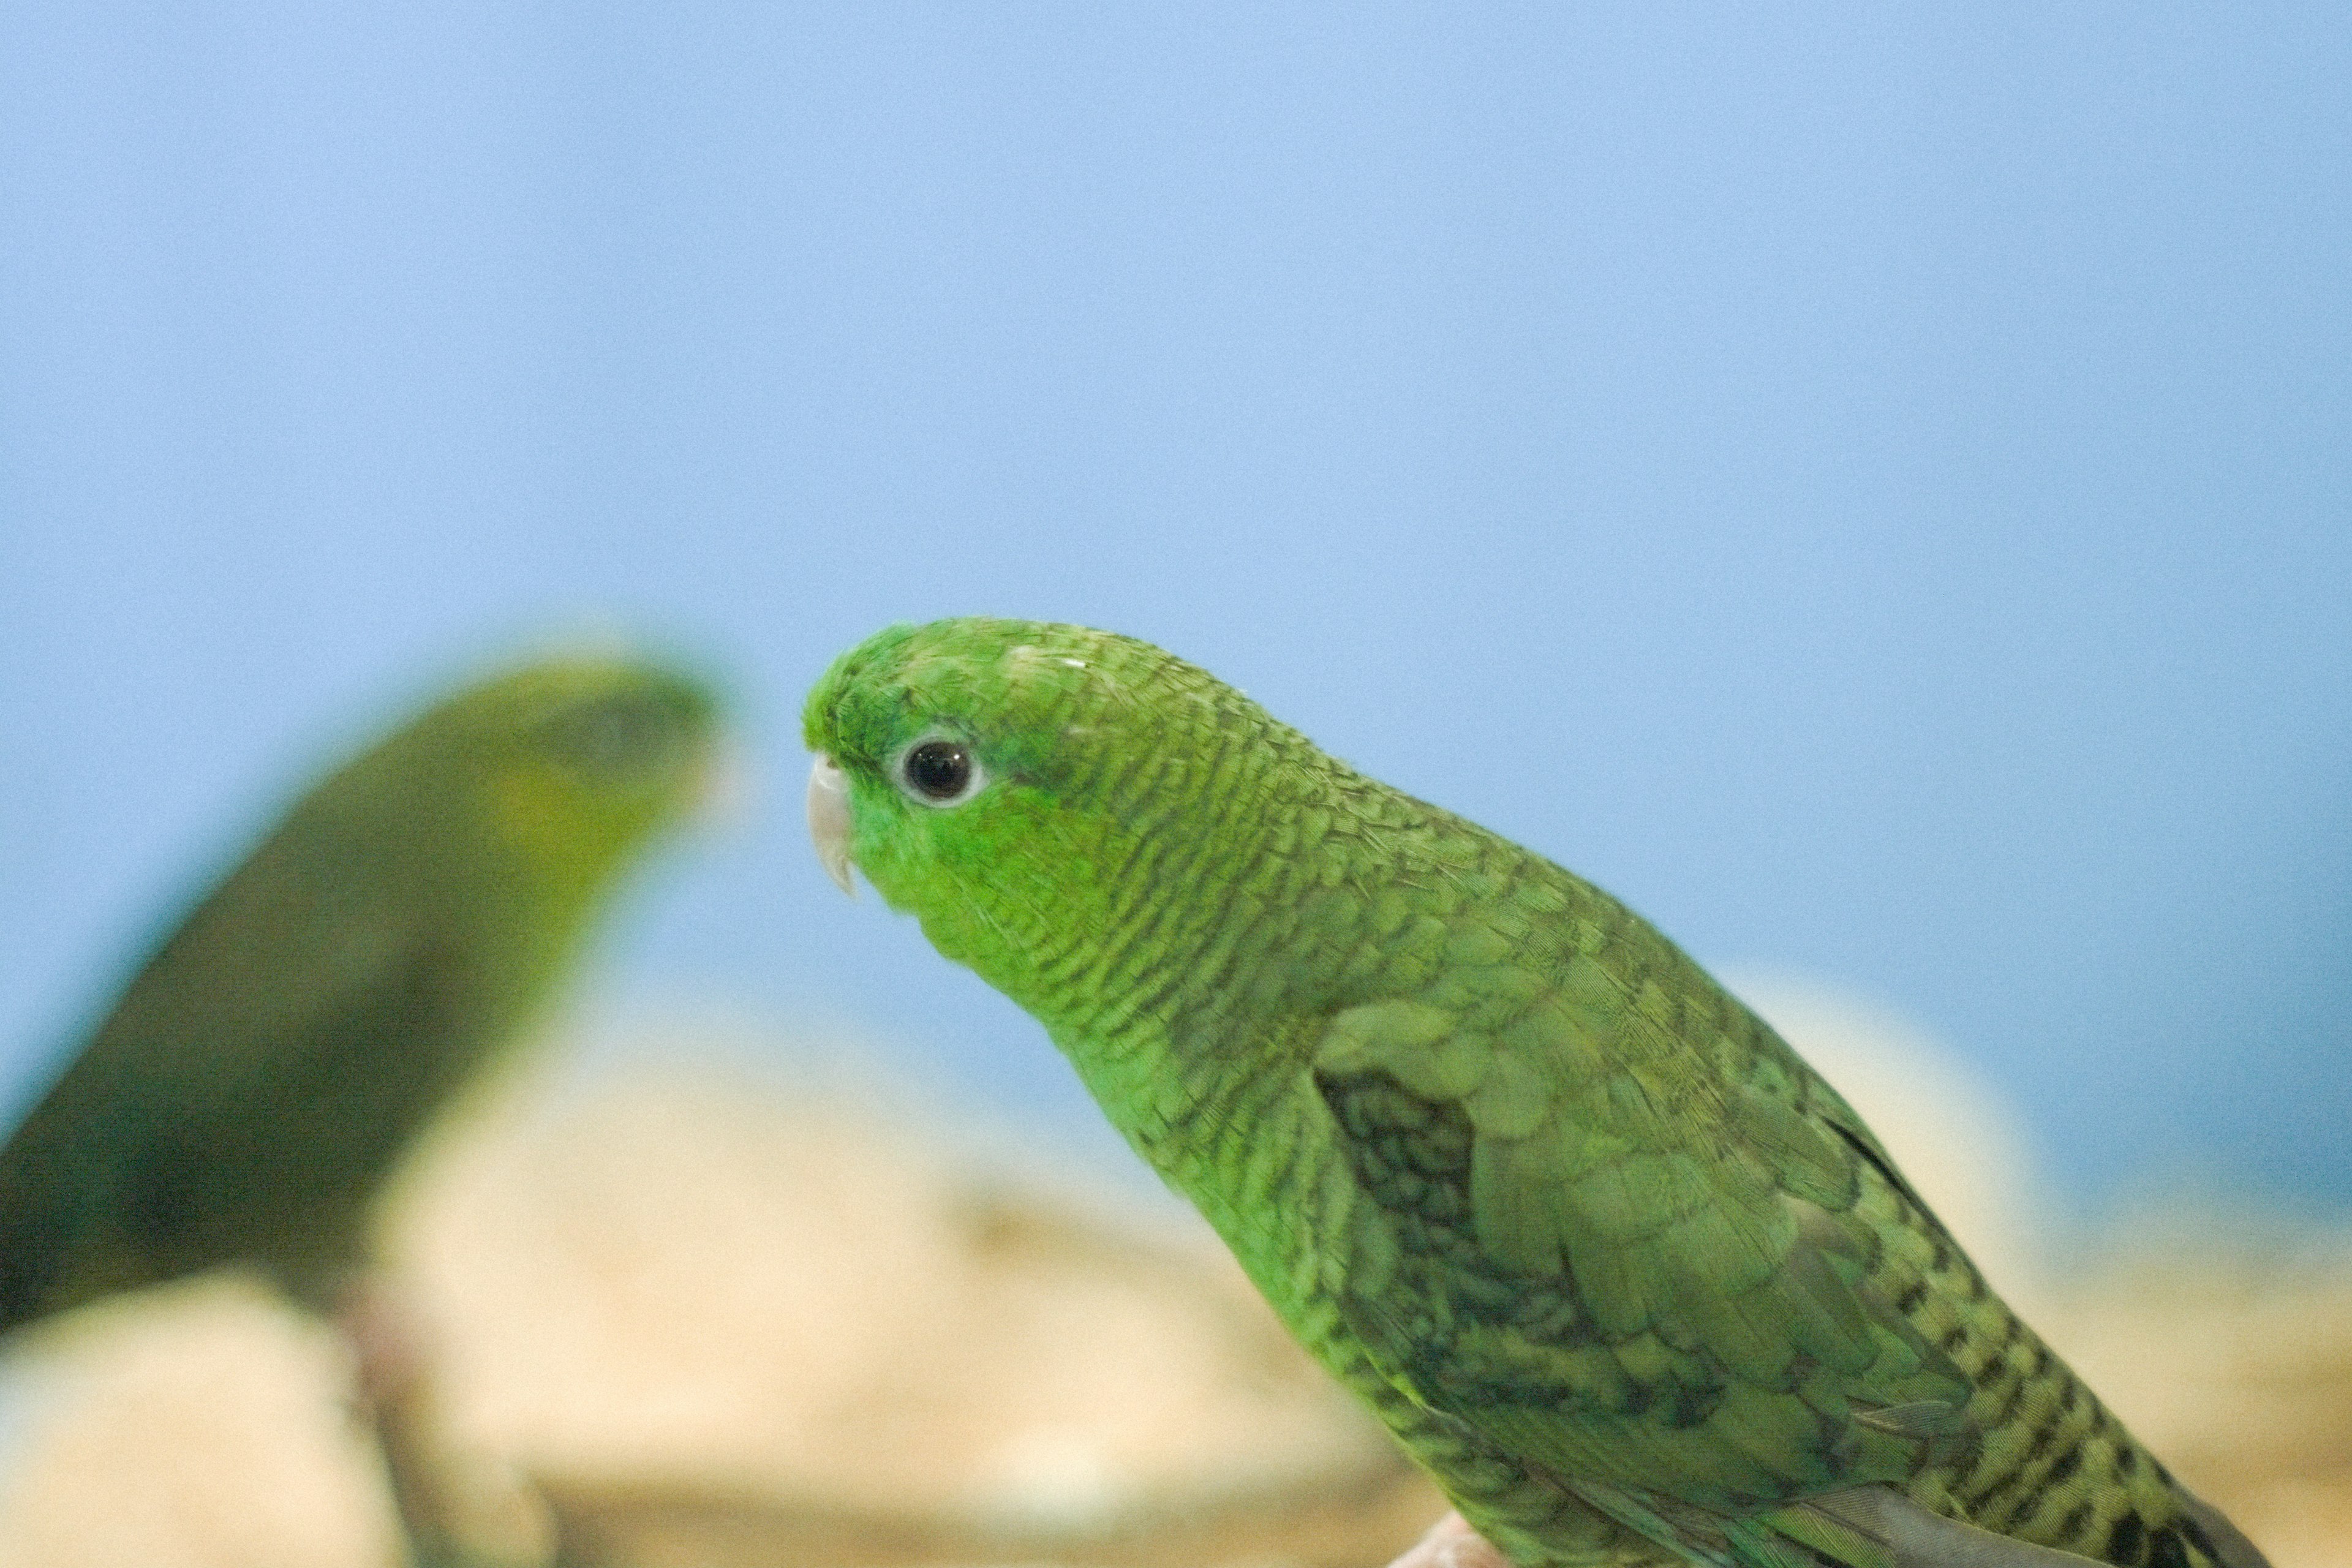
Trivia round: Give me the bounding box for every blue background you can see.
[5,4,2346,1215]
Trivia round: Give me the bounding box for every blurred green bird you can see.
[0,654,722,1333]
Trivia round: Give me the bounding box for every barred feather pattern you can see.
[806,619,2266,1568]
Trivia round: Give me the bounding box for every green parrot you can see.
[0,654,722,1335]
[802,618,2268,1568]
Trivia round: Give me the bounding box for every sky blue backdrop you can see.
[6,5,2346,1215]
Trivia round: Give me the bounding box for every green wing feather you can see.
[1310,922,1975,1564]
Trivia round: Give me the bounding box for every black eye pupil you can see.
[905,740,971,799]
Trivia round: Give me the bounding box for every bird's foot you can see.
[334,1277,555,1567]
[334,1275,431,1410]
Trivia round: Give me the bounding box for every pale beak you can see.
[806,753,856,895]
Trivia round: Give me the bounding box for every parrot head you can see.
[333,654,727,914]
[801,617,1321,1014]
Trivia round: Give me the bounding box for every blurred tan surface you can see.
[0,1275,403,1568]
[391,1071,1434,1566]
[2043,1234,2352,1568]
[0,1024,2343,1568]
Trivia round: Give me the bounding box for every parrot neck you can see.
[1068,1005,1339,1315]
[951,767,1433,1278]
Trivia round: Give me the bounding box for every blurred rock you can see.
[0,1274,402,1568]
[381,1066,1437,1566]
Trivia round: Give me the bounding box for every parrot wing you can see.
[1307,944,1987,1567]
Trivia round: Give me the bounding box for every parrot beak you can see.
[807,753,856,895]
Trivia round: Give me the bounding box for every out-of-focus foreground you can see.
[0,1022,2344,1568]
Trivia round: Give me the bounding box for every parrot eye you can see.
[895,737,984,807]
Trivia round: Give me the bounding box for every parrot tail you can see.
[1770,1484,2272,1568]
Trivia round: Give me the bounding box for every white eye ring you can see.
[892,734,987,808]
